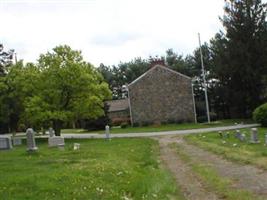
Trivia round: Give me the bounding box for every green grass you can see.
[174,145,261,200]
[0,138,183,200]
[62,119,254,134]
[185,127,267,169]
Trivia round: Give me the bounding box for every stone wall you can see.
[128,65,195,125]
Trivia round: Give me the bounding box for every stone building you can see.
[107,64,196,126]
[106,99,130,125]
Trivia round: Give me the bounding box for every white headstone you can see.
[48,136,65,147]
[239,133,246,142]
[26,128,38,151]
[73,143,80,150]
[49,127,55,137]
[13,137,22,146]
[105,125,110,140]
[0,136,12,150]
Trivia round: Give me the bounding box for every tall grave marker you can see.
[26,128,38,152]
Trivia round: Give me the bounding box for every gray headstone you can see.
[13,137,22,146]
[0,136,12,150]
[26,128,38,152]
[239,133,246,142]
[48,136,65,147]
[265,133,267,145]
[49,127,55,137]
[105,125,110,140]
[235,130,241,139]
[250,128,260,143]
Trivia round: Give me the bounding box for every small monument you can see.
[0,135,12,150]
[26,128,38,152]
[13,137,22,146]
[239,133,246,142]
[73,143,80,150]
[250,128,260,143]
[265,133,267,146]
[105,125,110,140]
[48,136,65,147]
[235,130,241,140]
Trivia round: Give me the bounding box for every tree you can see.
[217,0,267,117]
[24,45,111,135]
[0,61,39,133]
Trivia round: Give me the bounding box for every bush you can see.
[120,123,128,129]
[133,122,140,127]
[253,103,267,126]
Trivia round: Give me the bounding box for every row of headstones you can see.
[218,128,267,144]
[0,125,113,151]
[0,128,81,151]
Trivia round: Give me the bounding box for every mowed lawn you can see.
[0,138,182,200]
[185,127,267,169]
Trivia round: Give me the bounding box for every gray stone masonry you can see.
[128,65,195,125]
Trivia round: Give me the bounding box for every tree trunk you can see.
[53,120,62,136]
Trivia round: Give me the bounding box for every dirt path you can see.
[158,136,220,200]
[157,135,267,199]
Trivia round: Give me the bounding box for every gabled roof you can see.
[128,64,191,87]
[106,98,129,112]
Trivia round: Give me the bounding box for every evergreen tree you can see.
[214,0,267,117]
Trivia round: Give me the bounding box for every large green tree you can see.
[0,61,39,133]
[215,0,267,117]
[24,45,111,135]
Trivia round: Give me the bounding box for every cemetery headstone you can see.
[13,137,22,146]
[26,128,38,152]
[239,133,246,142]
[250,128,260,143]
[105,125,110,140]
[235,130,241,140]
[265,133,267,146]
[49,127,55,137]
[0,135,12,150]
[48,136,65,147]
[74,143,80,150]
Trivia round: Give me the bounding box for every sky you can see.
[0,0,226,67]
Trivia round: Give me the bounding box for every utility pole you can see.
[198,33,210,123]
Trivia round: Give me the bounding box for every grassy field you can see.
[0,138,183,200]
[185,127,267,169]
[62,119,254,134]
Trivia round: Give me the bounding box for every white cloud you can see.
[0,0,225,66]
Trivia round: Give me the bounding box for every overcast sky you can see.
[1,0,226,66]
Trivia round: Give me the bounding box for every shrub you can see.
[253,103,267,126]
[133,122,140,127]
[120,123,128,129]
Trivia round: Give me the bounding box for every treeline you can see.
[98,0,267,120]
